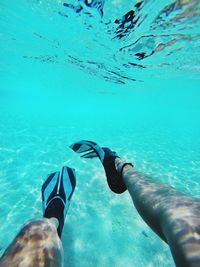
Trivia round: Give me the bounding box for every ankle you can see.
[49,217,59,228]
[115,157,134,176]
[115,157,128,173]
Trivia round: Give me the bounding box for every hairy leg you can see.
[0,218,63,267]
[115,158,200,267]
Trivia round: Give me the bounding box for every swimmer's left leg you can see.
[0,218,63,267]
[0,166,76,267]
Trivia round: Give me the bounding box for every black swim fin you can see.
[42,166,76,237]
[70,140,133,194]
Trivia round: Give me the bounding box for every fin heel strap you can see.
[120,163,134,177]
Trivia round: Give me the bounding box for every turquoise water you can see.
[0,0,200,266]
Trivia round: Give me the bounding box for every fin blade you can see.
[70,140,97,153]
[42,171,60,212]
[60,166,76,202]
[70,140,105,162]
[81,151,98,158]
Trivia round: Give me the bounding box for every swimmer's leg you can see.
[0,218,63,267]
[0,166,76,267]
[71,140,200,266]
[115,157,200,267]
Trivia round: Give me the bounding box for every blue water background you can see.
[0,0,200,266]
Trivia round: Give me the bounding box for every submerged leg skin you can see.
[115,158,200,267]
[0,218,63,267]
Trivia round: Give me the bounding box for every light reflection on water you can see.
[1,0,200,84]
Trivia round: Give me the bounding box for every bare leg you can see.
[0,218,63,267]
[115,158,200,267]
[0,166,76,267]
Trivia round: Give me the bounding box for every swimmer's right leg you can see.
[71,140,200,267]
[115,157,200,267]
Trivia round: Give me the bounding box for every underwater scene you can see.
[0,0,200,266]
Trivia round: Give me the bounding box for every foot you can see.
[101,147,128,193]
[70,140,133,194]
[42,166,76,237]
